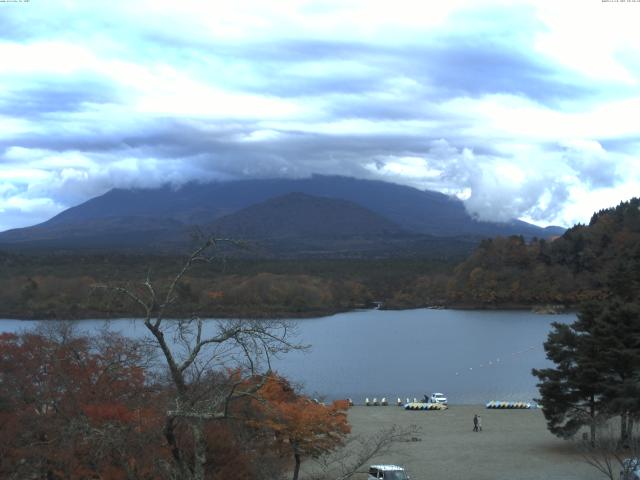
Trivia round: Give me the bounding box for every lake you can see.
[0,308,574,404]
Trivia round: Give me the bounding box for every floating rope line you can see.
[453,345,538,377]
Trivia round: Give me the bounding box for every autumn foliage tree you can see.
[0,325,162,480]
[0,325,304,480]
[252,375,351,480]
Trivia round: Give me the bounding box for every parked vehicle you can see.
[368,464,410,480]
[621,458,640,480]
[430,392,448,404]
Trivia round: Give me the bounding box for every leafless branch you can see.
[307,424,421,480]
[98,236,305,480]
[578,423,640,480]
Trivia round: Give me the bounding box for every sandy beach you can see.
[340,405,603,480]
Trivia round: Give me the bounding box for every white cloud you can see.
[535,0,640,85]
[0,41,97,75]
[559,180,640,227]
[135,84,301,120]
[0,0,639,231]
[365,155,442,179]
[0,116,32,136]
[0,167,50,182]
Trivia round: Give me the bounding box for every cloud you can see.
[560,139,619,188]
[0,0,639,231]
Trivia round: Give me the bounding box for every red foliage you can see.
[0,331,329,479]
[0,328,165,479]
[82,403,137,424]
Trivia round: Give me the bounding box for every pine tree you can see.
[583,299,640,446]
[534,296,640,446]
[533,320,605,446]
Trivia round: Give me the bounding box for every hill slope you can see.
[209,193,405,238]
[443,198,640,307]
[0,175,564,254]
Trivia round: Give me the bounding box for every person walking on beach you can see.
[473,414,479,432]
[477,415,482,432]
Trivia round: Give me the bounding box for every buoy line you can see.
[453,345,538,377]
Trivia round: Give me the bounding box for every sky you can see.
[1,0,639,232]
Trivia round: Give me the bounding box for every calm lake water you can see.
[0,309,575,404]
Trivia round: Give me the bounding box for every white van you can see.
[430,392,448,404]
[368,464,410,480]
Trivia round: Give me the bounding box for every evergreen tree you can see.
[583,299,640,446]
[534,296,640,446]
[533,320,605,445]
[597,244,640,445]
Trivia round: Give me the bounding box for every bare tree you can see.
[98,238,304,480]
[307,424,421,480]
[579,423,640,480]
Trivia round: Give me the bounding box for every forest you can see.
[0,253,458,319]
[447,197,640,307]
[1,198,639,318]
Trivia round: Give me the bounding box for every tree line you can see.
[447,198,640,307]
[4,198,640,319]
[0,254,457,319]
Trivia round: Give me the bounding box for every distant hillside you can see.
[0,216,183,250]
[0,197,630,320]
[442,198,640,307]
[31,175,469,233]
[204,193,480,259]
[209,193,404,238]
[0,175,564,255]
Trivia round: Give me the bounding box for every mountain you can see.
[209,193,404,238]
[0,175,564,255]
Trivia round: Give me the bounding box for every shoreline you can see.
[0,303,575,322]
